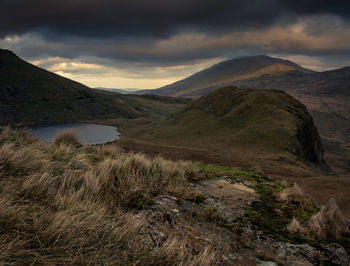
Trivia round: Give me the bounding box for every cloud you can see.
[2,15,349,63]
[1,1,349,88]
[1,0,349,39]
[26,56,222,89]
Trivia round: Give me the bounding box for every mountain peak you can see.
[136,55,313,97]
[209,55,311,73]
[0,48,18,58]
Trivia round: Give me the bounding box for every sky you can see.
[1,0,350,89]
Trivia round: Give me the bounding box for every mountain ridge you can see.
[0,49,189,124]
[135,55,314,97]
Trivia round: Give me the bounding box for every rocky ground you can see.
[137,168,350,265]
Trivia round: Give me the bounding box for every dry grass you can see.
[281,182,348,240]
[307,198,348,240]
[279,183,304,201]
[54,129,81,147]
[287,217,305,235]
[287,197,348,240]
[0,128,214,265]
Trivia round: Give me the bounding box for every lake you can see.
[26,123,120,145]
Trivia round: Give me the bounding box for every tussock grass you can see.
[0,128,212,265]
[306,198,347,240]
[54,129,81,147]
[280,184,347,240]
[279,183,304,201]
[286,196,348,240]
[287,217,305,235]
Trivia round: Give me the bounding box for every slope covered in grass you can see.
[130,87,328,171]
[0,128,207,265]
[0,49,190,124]
[0,128,348,264]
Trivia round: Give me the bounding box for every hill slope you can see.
[129,86,329,171]
[230,68,350,175]
[0,49,189,124]
[136,55,313,97]
[0,128,348,264]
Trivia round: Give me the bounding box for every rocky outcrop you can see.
[137,174,349,265]
[294,114,327,169]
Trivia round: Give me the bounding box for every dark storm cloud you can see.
[1,0,350,89]
[1,0,349,39]
[281,1,350,17]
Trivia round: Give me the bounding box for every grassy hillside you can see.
[128,87,328,171]
[0,49,189,124]
[0,128,348,265]
[221,67,350,176]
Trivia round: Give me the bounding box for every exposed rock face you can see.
[295,117,326,167]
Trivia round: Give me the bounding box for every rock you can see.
[319,243,349,265]
[257,261,278,266]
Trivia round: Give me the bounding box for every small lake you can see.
[26,123,120,145]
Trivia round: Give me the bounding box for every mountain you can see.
[128,86,329,172]
[227,67,350,175]
[0,49,189,124]
[136,55,313,97]
[136,55,350,176]
[95,87,140,94]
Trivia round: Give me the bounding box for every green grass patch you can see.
[197,163,270,183]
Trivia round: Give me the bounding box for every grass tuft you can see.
[54,129,81,147]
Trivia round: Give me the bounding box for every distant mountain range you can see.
[95,87,140,94]
[0,49,189,124]
[136,55,350,176]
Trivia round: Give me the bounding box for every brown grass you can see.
[0,128,215,265]
[287,198,348,240]
[54,129,81,147]
[287,217,305,235]
[306,198,347,240]
[279,183,304,201]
